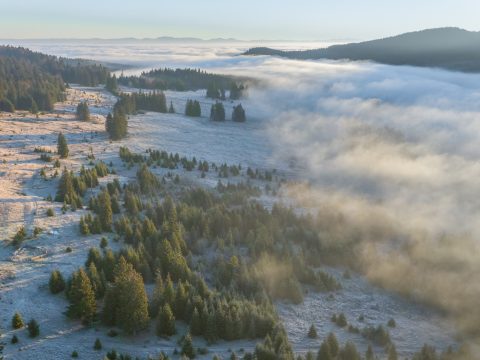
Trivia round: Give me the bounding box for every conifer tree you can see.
[340,342,360,360]
[388,344,398,360]
[57,132,69,158]
[232,104,246,122]
[88,263,105,299]
[205,312,218,343]
[67,268,96,325]
[365,345,375,360]
[157,303,176,336]
[76,101,90,121]
[98,190,113,231]
[12,312,24,329]
[27,319,40,337]
[181,333,195,358]
[308,324,317,339]
[210,102,225,122]
[169,101,175,113]
[317,341,332,360]
[49,269,66,294]
[190,307,202,336]
[326,332,339,357]
[108,257,150,334]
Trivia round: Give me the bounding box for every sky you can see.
[1,0,480,41]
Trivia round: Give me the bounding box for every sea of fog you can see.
[5,40,480,349]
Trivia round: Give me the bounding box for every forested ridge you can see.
[244,27,480,72]
[0,46,108,111]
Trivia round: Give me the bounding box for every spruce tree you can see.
[27,319,40,337]
[76,101,90,121]
[98,190,113,231]
[181,333,195,358]
[157,303,176,336]
[12,312,24,329]
[340,342,360,360]
[169,101,175,113]
[112,258,150,334]
[57,133,69,159]
[326,332,339,357]
[308,324,317,339]
[190,307,202,336]
[388,344,398,360]
[94,338,102,350]
[317,341,332,360]
[67,268,96,324]
[49,269,66,294]
[232,104,246,122]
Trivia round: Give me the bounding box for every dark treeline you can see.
[0,46,109,112]
[118,68,244,92]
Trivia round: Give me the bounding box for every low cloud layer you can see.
[240,57,480,340]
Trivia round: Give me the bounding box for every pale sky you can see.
[1,0,479,40]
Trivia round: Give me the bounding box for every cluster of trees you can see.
[105,74,118,94]
[118,68,243,93]
[80,179,122,234]
[210,102,226,122]
[185,100,201,117]
[0,46,109,112]
[207,83,226,100]
[232,104,246,122]
[76,101,90,121]
[230,83,247,100]
[55,162,110,208]
[106,92,169,140]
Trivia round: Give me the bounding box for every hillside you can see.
[244,27,480,72]
[0,46,110,111]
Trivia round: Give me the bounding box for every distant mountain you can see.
[244,28,480,72]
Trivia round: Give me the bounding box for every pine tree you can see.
[57,132,69,158]
[181,333,195,358]
[157,304,176,336]
[27,319,40,337]
[67,268,96,324]
[308,324,317,339]
[49,269,66,294]
[169,101,175,113]
[12,312,24,329]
